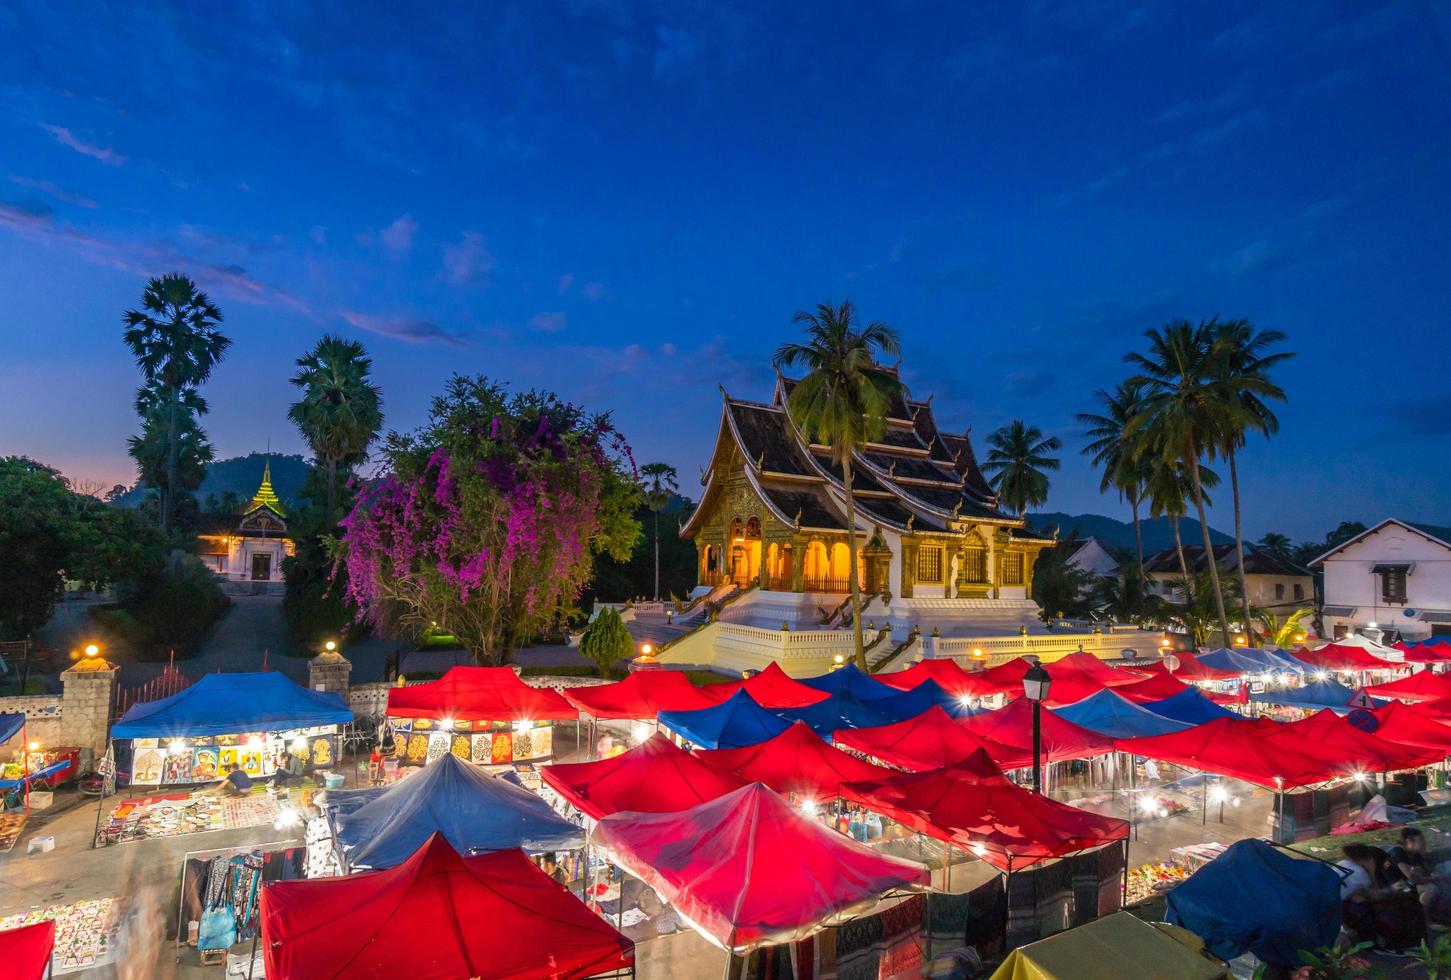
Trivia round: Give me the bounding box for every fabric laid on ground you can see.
[961,698,1115,761]
[693,721,895,800]
[778,690,898,739]
[1116,716,1342,790]
[1368,701,1451,753]
[1165,838,1340,967]
[798,663,900,701]
[540,733,745,821]
[1289,643,1405,673]
[1052,689,1193,739]
[260,834,633,980]
[0,920,55,980]
[658,689,794,749]
[0,713,24,746]
[1271,710,1443,774]
[1140,688,1237,726]
[333,754,582,870]
[842,749,1129,872]
[1365,669,1451,703]
[561,670,718,719]
[988,911,1228,980]
[385,666,576,722]
[111,671,353,739]
[875,659,987,697]
[698,662,830,709]
[1249,677,1383,713]
[1197,647,1308,677]
[835,706,1033,771]
[591,782,929,953]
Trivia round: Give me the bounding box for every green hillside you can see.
[1026,511,1232,555]
[114,453,311,510]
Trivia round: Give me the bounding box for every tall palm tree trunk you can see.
[1185,443,1231,641]
[1227,448,1253,640]
[1171,515,1189,581]
[1129,491,1145,578]
[842,456,866,668]
[326,456,338,524]
[164,385,180,532]
[653,509,661,601]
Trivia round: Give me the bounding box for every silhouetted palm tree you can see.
[288,335,384,521]
[1258,532,1292,558]
[775,300,903,668]
[1078,381,1150,575]
[640,462,679,600]
[122,274,230,531]
[982,420,1062,519]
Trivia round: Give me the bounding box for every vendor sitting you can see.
[272,749,307,788]
[1338,843,1426,952]
[1389,827,1449,922]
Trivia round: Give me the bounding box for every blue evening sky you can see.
[2,2,1449,540]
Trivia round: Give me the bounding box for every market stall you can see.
[1052,689,1194,739]
[778,690,898,739]
[590,782,929,956]
[1137,688,1237,726]
[385,666,576,779]
[1248,676,1384,714]
[692,721,895,802]
[1108,670,1194,704]
[329,753,582,871]
[1159,651,1243,682]
[875,658,989,698]
[988,911,1228,980]
[797,662,900,701]
[962,698,1116,762]
[1288,642,1406,674]
[1272,710,1442,774]
[260,833,634,980]
[697,662,830,709]
[835,706,1033,772]
[657,690,792,749]
[871,678,979,721]
[1115,716,1342,791]
[0,920,55,980]
[1368,700,1451,752]
[560,670,718,719]
[1195,646,1308,678]
[541,733,744,821]
[1366,669,1451,702]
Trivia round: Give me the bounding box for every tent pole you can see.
[943,840,951,892]
[1121,838,1129,909]
[721,951,733,980]
[1201,770,1207,826]
[247,928,259,980]
[91,739,113,850]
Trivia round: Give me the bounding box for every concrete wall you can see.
[0,660,117,758]
[1321,523,1451,638]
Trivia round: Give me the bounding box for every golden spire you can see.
[248,458,284,515]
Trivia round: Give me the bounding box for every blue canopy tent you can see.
[779,691,898,739]
[331,754,582,870]
[798,663,898,701]
[1141,688,1237,726]
[1250,678,1383,714]
[0,714,23,747]
[1052,689,1193,739]
[1197,647,1308,677]
[112,672,353,739]
[872,679,977,723]
[658,690,792,750]
[1166,838,1341,966]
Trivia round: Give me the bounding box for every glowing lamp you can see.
[439,717,454,731]
[1315,671,1329,682]
[513,719,534,733]
[640,643,653,657]
[83,644,99,658]
[958,694,974,707]
[798,798,818,816]
[26,741,40,752]
[291,737,308,753]
[246,736,264,749]
[970,647,985,660]
[970,842,988,857]
[1021,664,1051,702]
[1209,786,1230,804]
[168,739,188,755]
[631,722,652,744]
[833,654,845,665]
[324,640,337,652]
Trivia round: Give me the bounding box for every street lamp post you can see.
[1022,663,1052,795]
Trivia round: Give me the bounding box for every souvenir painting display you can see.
[127,728,340,787]
[0,897,120,976]
[390,718,555,769]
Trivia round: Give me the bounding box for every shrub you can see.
[578,607,634,676]
[103,551,231,659]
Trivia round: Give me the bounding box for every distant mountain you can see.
[1026,511,1233,557]
[114,453,312,509]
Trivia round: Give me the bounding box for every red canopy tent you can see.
[591,782,929,952]
[973,657,1039,696]
[693,721,895,801]
[699,663,830,709]
[1115,716,1348,789]
[875,659,987,698]
[961,698,1115,761]
[1289,644,1406,673]
[1047,651,1150,686]
[1036,671,1110,707]
[562,670,718,719]
[1272,710,1443,773]
[1160,651,1244,681]
[1369,702,1451,753]
[386,666,577,722]
[1395,642,1451,664]
[1110,671,1193,704]
[835,706,1034,771]
[0,921,54,980]
[1365,671,1451,704]
[841,749,1129,872]
[540,733,745,820]
[260,834,633,980]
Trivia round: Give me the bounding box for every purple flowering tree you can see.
[339,376,639,664]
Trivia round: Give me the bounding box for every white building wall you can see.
[1319,522,1451,638]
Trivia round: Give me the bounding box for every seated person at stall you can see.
[1338,843,1426,951]
[1388,827,1450,921]
[272,748,307,788]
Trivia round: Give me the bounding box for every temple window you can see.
[916,547,944,584]
[729,517,744,541]
[1002,552,1024,586]
[962,546,988,583]
[744,516,761,539]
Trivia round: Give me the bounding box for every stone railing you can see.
[932,631,1162,666]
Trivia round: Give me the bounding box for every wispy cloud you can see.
[1214,239,1287,277]
[557,273,575,295]
[581,281,607,301]
[528,311,567,333]
[8,176,98,209]
[379,213,418,253]
[340,310,467,346]
[439,231,493,285]
[41,124,125,165]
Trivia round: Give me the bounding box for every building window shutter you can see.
[1002,552,1024,586]
[962,547,987,584]
[1382,569,1407,604]
[916,548,944,584]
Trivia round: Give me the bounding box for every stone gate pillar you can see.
[60,656,118,757]
[309,647,353,699]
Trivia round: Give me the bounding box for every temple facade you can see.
[195,461,294,584]
[680,372,1053,604]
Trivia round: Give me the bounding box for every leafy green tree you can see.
[1208,318,1291,639]
[983,420,1062,519]
[1258,531,1292,558]
[0,458,78,638]
[774,300,904,669]
[1165,569,1245,646]
[589,497,698,604]
[640,462,679,601]
[1093,568,1163,628]
[288,335,385,522]
[1030,541,1099,624]
[1078,382,1150,575]
[122,274,230,531]
[578,606,634,676]
[1143,455,1219,583]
